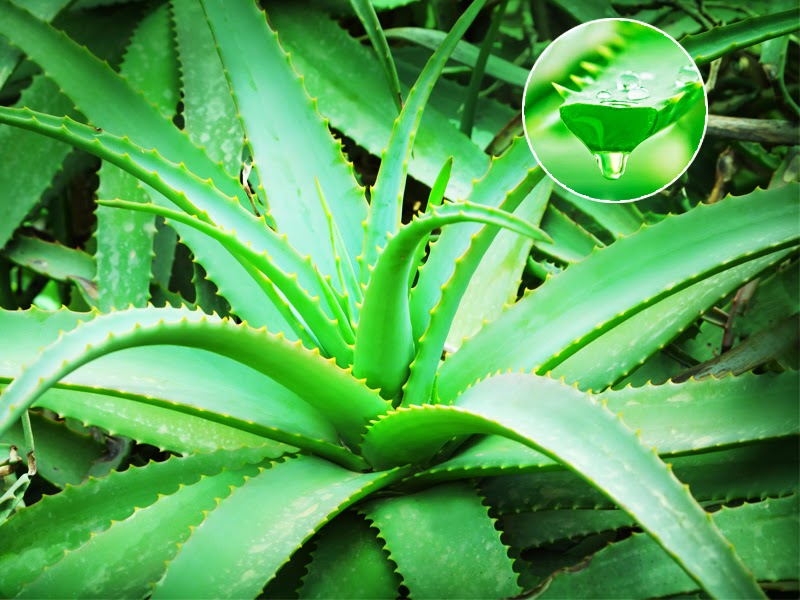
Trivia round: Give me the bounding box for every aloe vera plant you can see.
[0,1,797,598]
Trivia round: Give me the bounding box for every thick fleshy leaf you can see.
[363,482,520,599]
[152,455,409,599]
[0,75,75,250]
[0,307,388,450]
[403,168,547,405]
[0,108,336,333]
[552,251,791,390]
[0,308,344,462]
[359,0,489,283]
[2,235,94,283]
[481,437,800,514]
[98,199,354,364]
[299,511,401,599]
[414,372,799,481]
[410,137,537,339]
[536,496,800,598]
[383,27,529,87]
[29,387,279,455]
[445,177,553,351]
[201,0,368,292]
[353,200,549,399]
[438,186,800,401]
[0,446,285,597]
[17,463,263,599]
[681,8,800,65]
[0,4,306,332]
[362,374,764,598]
[268,4,489,202]
[172,0,243,177]
[349,0,403,112]
[95,3,179,310]
[0,410,105,488]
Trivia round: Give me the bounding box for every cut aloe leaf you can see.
[553,26,704,180]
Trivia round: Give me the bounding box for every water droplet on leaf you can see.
[627,87,650,101]
[596,90,613,101]
[639,71,655,81]
[616,71,640,91]
[675,65,698,87]
[593,152,629,180]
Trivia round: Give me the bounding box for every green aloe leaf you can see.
[0,0,239,199]
[200,0,368,294]
[353,200,550,400]
[152,456,409,599]
[360,0,488,284]
[363,482,520,599]
[438,186,799,402]
[267,4,489,201]
[383,27,529,88]
[416,371,798,481]
[0,108,336,333]
[536,496,800,598]
[95,3,179,311]
[361,373,764,598]
[172,0,243,177]
[0,446,284,597]
[0,310,350,464]
[349,0,403,112]
[17,463,264,599]
[502,508,636,550]
[410,136,537,338]
[407,156,452,289]
[552,250,792,390]
[299,511,401,599]
[0,306,388,450]
[681,8,800,65]
[0,1,303,333]
[481,438,799,513]
[2,235,94,284]
[0,0,69,88]
[0,411,105,488]
[0,75,76,251]
[537,203,603,264]
[553,187,645,237]
[402,168,547,406]
[98,199,354,365]
[445,177,553,351]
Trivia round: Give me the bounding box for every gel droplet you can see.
[596,90,613,101]
[627,87,650,101]
[594,151,629,180]
[616,71,640,91]
[675,65,698,86]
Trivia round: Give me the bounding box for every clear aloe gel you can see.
[555,51,704,181]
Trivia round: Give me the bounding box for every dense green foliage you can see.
[0,1,797,598]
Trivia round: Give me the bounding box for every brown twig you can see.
[706,115,799,145]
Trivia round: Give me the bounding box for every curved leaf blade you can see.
[362,374,765,598]
[363,482,520,599]
[681,8,800,65]
[438,186,800,401]
[152,455,409,599]
[353,200,549,399]
[0,307,388,449]
[200,0,368,290]
[359,0,489,283]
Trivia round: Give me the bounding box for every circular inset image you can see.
[522,19,707,203]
